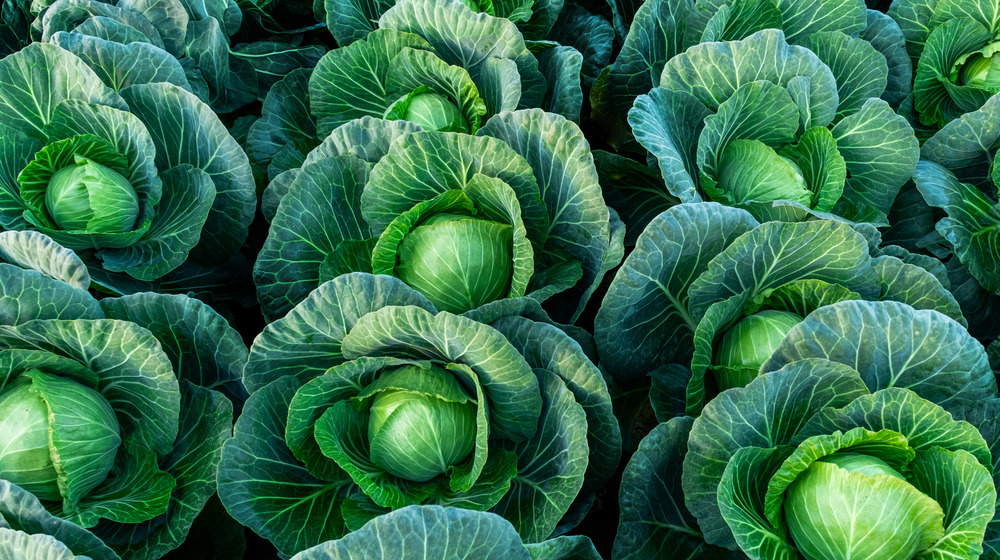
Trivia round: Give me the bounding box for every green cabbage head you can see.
[220,273,621,557]
[0,232,247,560]
[713,309,802,391]
[901,0,1000,128]
[44,155,140,233]
[784,449,945,560]
[362,364,477,481]
[957,45,1000,91]
[0,371,121,505]
[390,212,515,313]
[385,90,471,133]
[0,43,256,291]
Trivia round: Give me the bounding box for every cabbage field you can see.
[0,0,998,558]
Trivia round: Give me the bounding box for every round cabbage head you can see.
[713,309,802,391]
[363,364,477,481]
[0,371,120,504]
[44,155,139,233]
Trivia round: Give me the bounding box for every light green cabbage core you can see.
[366,365,476,482]
[713,309,802,391]
[0,372,121,504]
[45,155,139,233]
[717,139,813,207]
[0,381,60,500]
[957,42,1000,91]
[387,91,469,133]
[785,452,945,560]
[395,213,514,314]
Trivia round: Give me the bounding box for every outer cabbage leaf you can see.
[763,299,998,408]
[594,203,758,383]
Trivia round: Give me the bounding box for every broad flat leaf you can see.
[0,265,101,326]
[218,377,349,557]
[614,417,742,560]
[911,447,996,560]
[546,4,614,89]
[916,94,1000,294]
[659,29,839,129]
[182,18,257,113]
[0,126,39,230]
[921,92,1000,180]
[480,110,611,312]
[49,32,192,93]
[535,45,583,123]
[800,389,993,466]
[37,0,165,49]
[0,231,91,290]
[861,10,912,108]
[887,0,935,60]
[117,0,189,55]
[244,273,435,392]
[954,398,1000,558]
[779,126,845,212]
[762,279,860,317]
[928,0,1000,31]
[231,42,324,98]
[590,0,692,142]
[697,0,783,44]
[491,316,620,494]
[763,300,998,408]
[119,83,255,266]
[490,370,588,542]
[715,446,792,559]
[0,42,126,140]
[67,439,175,528]
[872,255,966,325]
[69,12,161,46]
[325,0,394,45]
[594,203,757,383]
[100,292,249,407]
[254,156,371,322]
[261,117,420,222]
[291,505,531,560]
[761,0,866,43]
[879,245,951,289]
[0,528,82,560]
[93,382,233,560]
[525,535,602,560]
[687,219,874,320]
[0,480,118,559]
[830,98,919,221]
[629,88,711,203]
[798,30,887,119]
[246,69,317,181]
